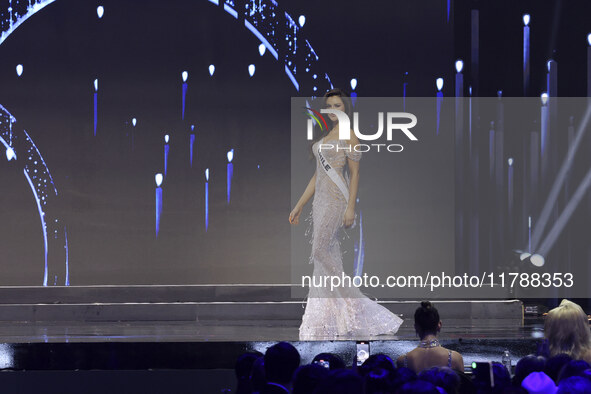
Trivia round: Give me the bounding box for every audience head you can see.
[312,369,364,394]
[234,351,263,394]
[557,376,591,393]
[364,367,393,394]
[418,366,461,394]
[545,299,591,360]
[312,352,345,370]
[556,359,591,383]
[264,341,300,384]
[359,354,396,377]
[235,351,263,380]
[521,371,557,394]
[514,355,547,386]
[415,301,441,338]
[397,379,441,394]
[544,354,572,383]
[391,367,417,390]
[491,362,512,392]
[292,363,330,394]
[250,356,266,392]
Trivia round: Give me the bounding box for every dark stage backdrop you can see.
[0,0,452,285]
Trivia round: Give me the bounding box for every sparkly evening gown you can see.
[299,138,403,340]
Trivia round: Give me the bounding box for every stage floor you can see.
[0,317,543,343]
[0,286,543,371]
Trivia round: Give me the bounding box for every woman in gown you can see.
[289,88,403,340]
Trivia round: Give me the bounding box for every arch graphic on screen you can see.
[0,0,341,285]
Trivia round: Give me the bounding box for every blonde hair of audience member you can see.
[545,299,591,363]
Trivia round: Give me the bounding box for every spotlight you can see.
[436,78,444,91]
[155,173,163,187]
[298,15,306,28]
[523,14,530,26]
[519,252,531,261]
[540,92,548,105]
[6,147,16,161]
[512,250,545,268]
[530,254,545,267]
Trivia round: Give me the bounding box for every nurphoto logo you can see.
[304,108,418,153]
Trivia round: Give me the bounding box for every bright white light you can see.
[0,344,14,369]
[519,252,531,261]
[455,60,463,73]
[436,78,444,91]
[205,168,209,181]
[531,331,544,339]
[547,60,553,71]
[298,15,306,27]
[6,147,15,161]
[165,134,169,144]
[227,149,234,162]
[97,6,104,19]
[523,14,530,26]
[541,92,549,105]
[209,64,215,76]
[191,125,195,131]
[530,254,545,267]
[508,158,513,166]
[469,86,472,95]
[258,43,266,56]
[182,71,188,82]
[248,64,255,77]
[132,118,137,127]
[350,78,357,90]
[155,173,163,187]
[588,33,591,46]
[94,79,98,92]
[16,64,23,77]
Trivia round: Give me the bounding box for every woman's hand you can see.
[343,207,356,228]
[289,205,303,225]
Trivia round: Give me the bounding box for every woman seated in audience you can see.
[396,301,464,373]
[544,299,591,364]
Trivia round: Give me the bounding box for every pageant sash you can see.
[317,143,350,202]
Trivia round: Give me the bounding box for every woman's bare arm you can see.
[343,133,360,227]
[295,172,316,210]
[290,172,316,225]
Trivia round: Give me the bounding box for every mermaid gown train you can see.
[299,138,403,340]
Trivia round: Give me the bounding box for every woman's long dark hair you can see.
[309,88,353,160]
[414,301,440,338]
[311,88,353,144]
